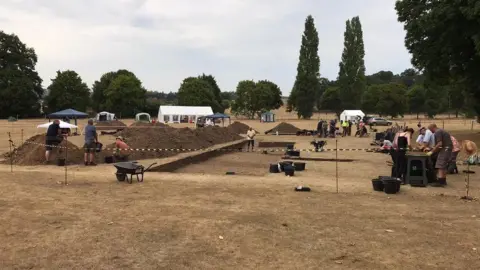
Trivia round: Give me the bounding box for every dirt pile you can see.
[95,120,127,131]
[4,134,84,166]
[130,122,167,127]
[227,122,251,134]
[265,122,300,134]
[100,126,244,161]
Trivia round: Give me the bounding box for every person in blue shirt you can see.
[84,119,98,166]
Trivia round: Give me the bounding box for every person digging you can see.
[84,119,98,166]
[45,119,64,164]
[246,127,256,152]
[114,136,130,161]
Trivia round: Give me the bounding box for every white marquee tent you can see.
[37,120,78,129]
[340,110,365,122]
[158,106,213,123]
[95,111,115,121]
[135,112,151,122]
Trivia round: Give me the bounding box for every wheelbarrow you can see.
[113,161,157,184]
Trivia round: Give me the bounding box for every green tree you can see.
[44,70,90,113]
[319,87,343,117]
[287,15,320,118]
[0,31,43,117]
[91,69,136,111]
[406,84,425,119]
[396,0,480,120]
[315,77,329,110]
[362,84,407,117]
[104,74,146,117]
[338,16,366,109]
[231,80,283,119]
[199,74,223,112]
[177,77,221,112]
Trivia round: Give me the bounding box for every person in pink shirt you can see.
[447,135,460,174]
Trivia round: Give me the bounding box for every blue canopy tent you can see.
[205,113,231,126]
[47,109,89,126]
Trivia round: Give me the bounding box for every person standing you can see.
[341,120,348,137]
[246,127,256,151]
[84,119,98,166]
[425,124,453,186]
[45,119,63,163]
[391,128,414,183]
[348,120,353,136]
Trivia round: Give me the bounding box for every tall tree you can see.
[177,77,221,113]
[362,84,407,117]
[199,74,223,112]
[337,16,366,109]
[406,84,425,119]
[0,31,44,118]
[315,77,329,110]
[45,70,90,112]
[231,80,283,119]
[91,69,135,112]
[396,0,480,120]
[104,74,146,117]
[287,15,320,119]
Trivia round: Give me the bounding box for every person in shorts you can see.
[84,119,98,166]
[45,119,63,163]
[246,127,256,151]
[425,124,453,187]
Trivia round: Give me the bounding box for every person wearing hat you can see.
[114,136,130,161]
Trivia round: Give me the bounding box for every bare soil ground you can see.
[0,117,479,269]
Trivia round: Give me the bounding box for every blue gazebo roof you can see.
[48,108,88,118]
[205,113,230,119]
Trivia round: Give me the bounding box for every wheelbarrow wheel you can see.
[116,173,126,182]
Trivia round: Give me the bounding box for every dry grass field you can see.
[0,114,480,269]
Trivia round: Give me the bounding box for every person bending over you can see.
[424,124,453,187]
[45,119,64,163]
[83,119,98,166]
[114,136,130,161]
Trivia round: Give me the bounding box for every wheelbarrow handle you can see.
[144,162,158,172]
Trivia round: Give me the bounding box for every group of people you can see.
[44,119,131,165]
[388,123,459,187]
[316,119,369,138]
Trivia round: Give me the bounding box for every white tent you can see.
[135,112,151,122]
[340,110,365,122]
[95,111,115,121]
[158,106,213,123]
[37,120,78,129]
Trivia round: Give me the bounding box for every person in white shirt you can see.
[416,127,426,147]
[246,127,256,151]
[421,127,436,149]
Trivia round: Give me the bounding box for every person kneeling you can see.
[114,136,130,161]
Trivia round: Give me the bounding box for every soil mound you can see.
[99,126,244,161]
[130,122,167,127]
[4,134,84,166]
[265,122,300,134]
[95,120,127,131]
[227,122,251,134]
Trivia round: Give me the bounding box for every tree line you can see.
[1,1,479,120]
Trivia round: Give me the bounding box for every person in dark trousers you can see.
[348,120,353,136]
[424,124,453,187]
[45,119,63,163]
[246,127,256,151]
[84,119,98,166]
[391,128,414,184]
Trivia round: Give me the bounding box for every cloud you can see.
[0,0,411,95]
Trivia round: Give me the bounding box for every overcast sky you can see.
[0,0,411,95]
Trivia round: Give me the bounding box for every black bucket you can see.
[294,162,306,171]
[383,179,400,194]
[372,178,384,191]
[104,156,114,164]
[286,144,294,150]
[57,158,65,166]
[269,164,280,173]
[279,161,293,171]
[95,142,103,153]
[284,165,295,176]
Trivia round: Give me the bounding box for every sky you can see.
[0,0,412,95]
